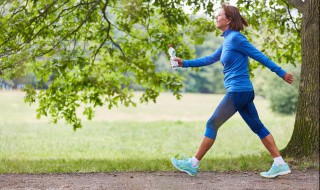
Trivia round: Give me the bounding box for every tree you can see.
[279,0,319,160]
[0,0,318,160]
[233,0,319,160]
[0,0,214,129]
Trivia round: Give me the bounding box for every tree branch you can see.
[283,1,300,33]
[71,34,78,55]
[35,0,101,57]
[92,35,109,64]
[1,1,97,50]
[91,0,112,64]
[0,1,97,59]
[286,0,305,12]
[102,0,126,59]
[26,0,57,24]
[9,0,29,17]
[0,57,29,75]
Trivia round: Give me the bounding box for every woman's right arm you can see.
[174,46,222,68]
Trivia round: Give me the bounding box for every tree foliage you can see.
[181,33,225,94]
[253,64,300,115]
[0,0,302,129]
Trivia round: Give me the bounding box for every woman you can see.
[171,3,293,178]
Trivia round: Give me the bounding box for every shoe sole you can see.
[171,160,196,177]
[260,170,291,178]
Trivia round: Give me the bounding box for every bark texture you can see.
[282,0,319,161]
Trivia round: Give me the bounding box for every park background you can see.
[1,0,316,174]
[0,32,301,173]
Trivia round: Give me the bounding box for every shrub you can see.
[264,65,300,115]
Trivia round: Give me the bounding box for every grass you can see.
[0,91,299,173]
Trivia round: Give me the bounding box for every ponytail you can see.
[222,3,248,31]
[241,16,248,27]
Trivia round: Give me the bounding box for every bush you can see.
[264,65,300,115]
[267,81,299,114]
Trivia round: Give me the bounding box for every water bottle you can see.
[168,44,179,70]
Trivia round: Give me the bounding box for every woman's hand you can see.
[173,57,183,67]
[283,73,293,84]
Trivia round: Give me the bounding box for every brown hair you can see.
[221,3,248,31]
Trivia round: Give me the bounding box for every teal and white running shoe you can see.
[171,157,198,176]
[260,163,291,178]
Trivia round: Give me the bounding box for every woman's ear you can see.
[227,18,232,25]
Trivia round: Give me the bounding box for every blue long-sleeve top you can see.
[182,29,287,92]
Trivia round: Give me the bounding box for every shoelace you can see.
[179,158,192,165]
[267,165,278,173]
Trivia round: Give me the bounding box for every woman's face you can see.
[215,9,231,31]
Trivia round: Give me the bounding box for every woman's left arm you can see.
[236,35,293,83]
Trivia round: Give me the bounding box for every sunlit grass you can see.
[0,91,297,173]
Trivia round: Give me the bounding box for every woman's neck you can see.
[220,26,230,32]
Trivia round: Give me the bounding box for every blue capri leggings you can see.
[205,91,270,140]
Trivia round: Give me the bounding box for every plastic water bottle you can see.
[168,44,179,70]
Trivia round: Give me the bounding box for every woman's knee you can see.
[256,127,270,139]
[205,119,218,139]
[204,127,217,140]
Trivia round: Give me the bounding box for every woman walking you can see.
[171,3,293,178]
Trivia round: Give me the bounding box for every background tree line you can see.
[0,0,317,160]
[2,29,300,115]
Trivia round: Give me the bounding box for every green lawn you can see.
[0,91,296,173]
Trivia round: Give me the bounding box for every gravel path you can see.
[0,169,318,190]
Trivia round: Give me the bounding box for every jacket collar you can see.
[221,28,232,38]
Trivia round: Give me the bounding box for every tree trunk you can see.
[281,0,319,161]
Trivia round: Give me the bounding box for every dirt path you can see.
[0,170,318,190]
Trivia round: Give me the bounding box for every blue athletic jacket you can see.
[182,29,287,92]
